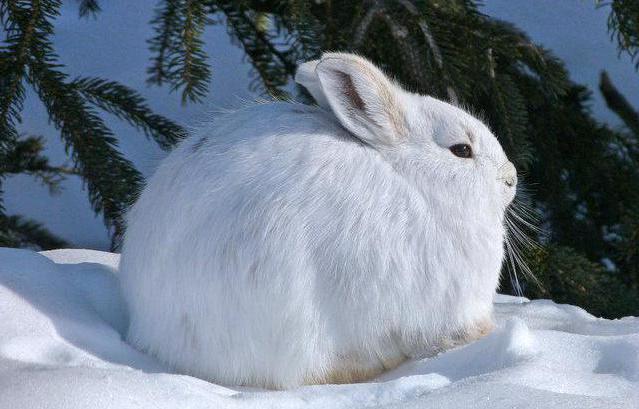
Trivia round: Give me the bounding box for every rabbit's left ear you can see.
[297,53,406,147]
[295,59,331,110]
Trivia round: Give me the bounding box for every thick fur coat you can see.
[119,53,518,389]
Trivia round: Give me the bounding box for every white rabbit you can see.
[119,53,518,389]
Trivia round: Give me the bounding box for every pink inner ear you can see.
[337,71,366,111]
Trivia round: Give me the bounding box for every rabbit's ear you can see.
[314,53,406,146]
[295,59,331,110]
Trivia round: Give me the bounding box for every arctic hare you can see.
[119,53,518,389]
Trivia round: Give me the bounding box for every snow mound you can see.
[1,247,638,408]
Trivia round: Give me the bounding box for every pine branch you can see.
[0,214,68,249]
[352,0,382,47]
[16,1,144,248]
[0,174,5,218]
[600,70,639,136]
[489,72,532,168]
[2,0,183,249]
[72,77,186,150]
[179,0,211,103]
[484,18,568,99]
[212,0,321,99]
[4,135,77,193]
[147,0,181,86]
[27,59,144,249]
[618,206,639,291]
[599,0,639,69]
[524,244,638,318]
[217,1,296,97]
[599,70,639,165]
[271,0,323,62]
[147,0,211,104]
[0,0,49,154]
[77,0,100,18]
[398,0,458,102]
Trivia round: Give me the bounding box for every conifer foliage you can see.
[602,0,639,69]
[145,0,639,316]
[1,0,639,316]
[0,0,185,250]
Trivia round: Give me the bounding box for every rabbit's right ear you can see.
[296,54,406,147]
[315,54,406,147]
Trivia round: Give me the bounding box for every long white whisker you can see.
[502,179,545,295]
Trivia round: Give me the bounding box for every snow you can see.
[1,248,638,408]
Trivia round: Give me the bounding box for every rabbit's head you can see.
[296,53,517,229]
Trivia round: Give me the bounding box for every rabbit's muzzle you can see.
[500,161,517,188]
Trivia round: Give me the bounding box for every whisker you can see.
[502,177,545,295]
[504,232,523,296]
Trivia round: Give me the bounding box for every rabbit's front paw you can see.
[465,318,495,342]
[308,352,407,385]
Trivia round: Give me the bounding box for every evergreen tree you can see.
[0,0,185,250]
[144,0,639,317]
[0,134,71,248]
[2,0,639,316]
[600,71,639,293]
[601,0,639,69]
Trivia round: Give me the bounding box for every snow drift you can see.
[0,247,637,408]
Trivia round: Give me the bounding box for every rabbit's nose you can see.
[501,161,517,188]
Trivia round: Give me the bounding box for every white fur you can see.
[119,53,518,389]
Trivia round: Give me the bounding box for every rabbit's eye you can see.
[449,144,473,159]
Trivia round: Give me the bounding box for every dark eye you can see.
[449,143,473,159]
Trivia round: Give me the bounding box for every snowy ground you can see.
[1,248,638,408]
